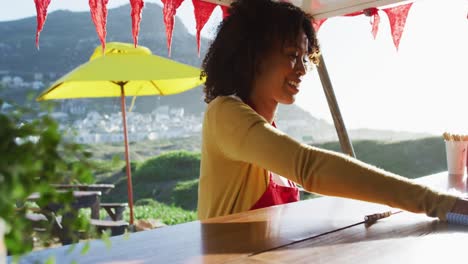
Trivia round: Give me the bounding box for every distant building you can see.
[12,76,24,87]
[34,73,43,81]
[170,107,184,118]
[32,81,44,90]
[1,76,12,86]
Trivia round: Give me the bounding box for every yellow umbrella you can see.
[37,42,205,225]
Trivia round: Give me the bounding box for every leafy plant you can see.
[133,199,197,225]
[0,97,94,255]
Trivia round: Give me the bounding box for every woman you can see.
[198,0,468,221]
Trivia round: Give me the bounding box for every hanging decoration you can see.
[364,8,380,39]
[89,0,109,52]
[383,3,413,50]
[161,0,184,56]
[344,8,380,39]
[192,0,217,56]
[221,5,230,19]
[312,18,327,33]
[31,1,420,53]
[130,0,145,47]
[314,4,412,50]
[33,0,52,49]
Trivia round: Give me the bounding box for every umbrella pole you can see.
[120,83,135,225]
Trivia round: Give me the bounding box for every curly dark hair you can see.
[201,0,320,103]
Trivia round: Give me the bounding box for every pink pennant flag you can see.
[89,0,109,53]
[363,8,380,39]
[33,0,52,49]
[312,18,327,33]
[192,0,217,56]
[161,0,184,56]
[130,0,145,47]
[383,3,413,50]
[344,8,380,39]
[221,5,229,19]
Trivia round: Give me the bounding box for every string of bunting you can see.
[313,3,413,50]
[33,0,423,54]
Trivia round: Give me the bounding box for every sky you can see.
[3,0,468,135]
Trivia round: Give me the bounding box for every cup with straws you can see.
[443,132,468,190]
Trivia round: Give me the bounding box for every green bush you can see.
[135,151,200,182]
[172,179,199,211]
[0,98,94,255]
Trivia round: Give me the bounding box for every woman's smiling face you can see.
[252,30,309,105]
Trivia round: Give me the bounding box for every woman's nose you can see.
[295,60,307,76]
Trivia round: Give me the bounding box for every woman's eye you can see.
[288,54,299,62]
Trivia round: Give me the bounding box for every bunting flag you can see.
[221,5,230,19]
[31,1,419,54]
[33,0,52,49]
[312,18,327,33]
[192,0,217,56]
[313,4,412,50]
[383,3,413,50]
[130,0,145,47]
[364,8,380,39]
[345,8,380,39]
[89,0,109,53]
[161,0,184,56]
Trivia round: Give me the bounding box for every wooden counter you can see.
[12,171,468,263]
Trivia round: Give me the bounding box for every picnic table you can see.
[49,183,128,221]
[51,183,115,194]
[27,190,102,245]
[13,171,468,263]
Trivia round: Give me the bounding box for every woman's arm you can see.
[212,97,458,220]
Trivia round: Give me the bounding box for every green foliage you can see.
[135,151,200,182]
[121,161,139,174]
[0,98,93,255]
[132,199,197,225]
[172,179,199,211]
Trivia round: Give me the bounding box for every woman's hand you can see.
[449,198,468,215]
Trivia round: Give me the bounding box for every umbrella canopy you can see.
[38,42,204,100]
[37,42,205,225]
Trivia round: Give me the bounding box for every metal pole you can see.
[316,54,356,157]
[119,83,135,225]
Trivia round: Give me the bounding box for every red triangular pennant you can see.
[370,12,380,39]
[130,0,145,47]
[221,5,229,19]
[161,0,184,56]
[383,3,413,50]
[363,8,380,39]
[312,18,327,33]
[33,0,52,49]
[89,0,109,53]
[192,0,217,56]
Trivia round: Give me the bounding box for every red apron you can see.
[249,121,299,210]
[250,172,300,210]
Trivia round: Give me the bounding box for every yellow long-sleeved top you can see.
[197,96,458,220]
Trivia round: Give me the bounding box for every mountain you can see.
[0,4,430,143]
[0,3,207,74]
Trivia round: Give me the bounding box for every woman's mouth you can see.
[287,80,300,93]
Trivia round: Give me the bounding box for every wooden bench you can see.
[25,212,49,232]
[90,219,129,236]
[100,203,127,221]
